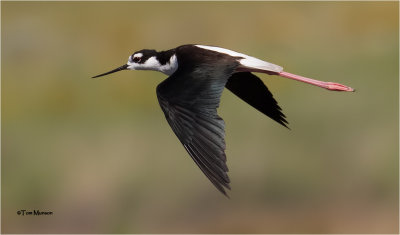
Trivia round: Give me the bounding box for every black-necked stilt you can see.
[93,44,354,196]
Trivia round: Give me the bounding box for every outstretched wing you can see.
[226,72,289,128]
[156,51,238,196]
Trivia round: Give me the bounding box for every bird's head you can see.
[127,49,158,70]
[93,49,177,78]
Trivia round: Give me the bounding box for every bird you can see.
[93,44,354,196]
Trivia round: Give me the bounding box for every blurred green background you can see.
[2,1,398,233]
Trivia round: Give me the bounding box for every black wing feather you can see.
[157,83,231,195]
[156,48,238,196]
[226,72,289,128]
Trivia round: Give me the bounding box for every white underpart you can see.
[127,54,178,76]
[195,45,283,73]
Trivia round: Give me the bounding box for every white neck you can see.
[159,54,178,75]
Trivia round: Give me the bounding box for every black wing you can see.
[156,49,238,196]
[226,72,289,128]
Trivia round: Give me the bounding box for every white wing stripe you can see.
[195,45,283,73]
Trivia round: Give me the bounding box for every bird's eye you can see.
[132,56,141,63]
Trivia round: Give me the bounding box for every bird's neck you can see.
[155,50,178,75]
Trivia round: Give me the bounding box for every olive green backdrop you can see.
[2,1,398,233]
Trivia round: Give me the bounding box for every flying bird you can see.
[93,44,354,196]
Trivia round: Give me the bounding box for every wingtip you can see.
[220,187,231,199]
[223,192,231,199]
[282,123,291,130]
[275,117,290,130]
[278,118,290,129]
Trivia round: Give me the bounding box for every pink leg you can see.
[279,71,355,92]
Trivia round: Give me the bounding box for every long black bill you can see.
[92,64,129,78]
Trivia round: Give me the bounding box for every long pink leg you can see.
[279,71,355,92]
